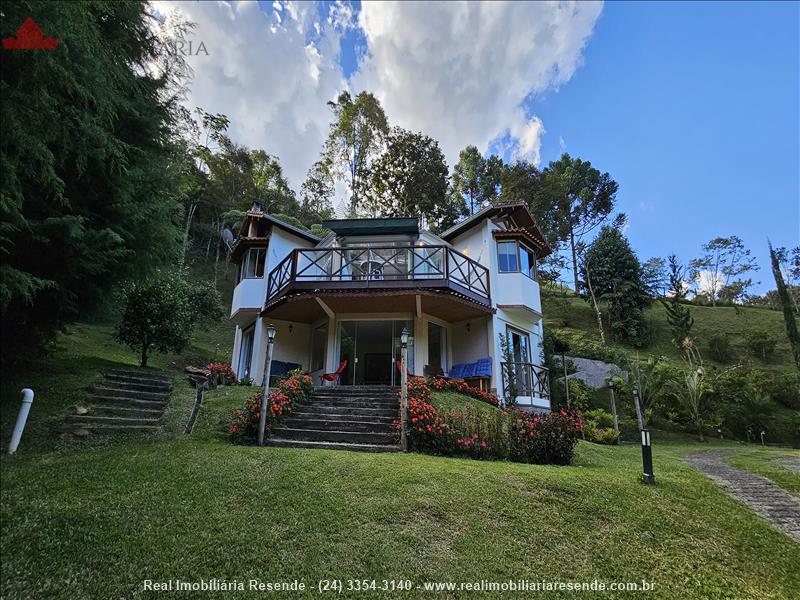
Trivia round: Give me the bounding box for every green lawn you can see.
[2,419,799,599]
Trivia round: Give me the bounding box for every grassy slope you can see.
[542,289,795,371]
[2,421,799,598]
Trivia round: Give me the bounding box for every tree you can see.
[584,226,650,346]
[366,128,456,231]
[660,255,694,349]
[769,242,800,370]
[450,146,502,215]
[690,236,758,306]
[641,256,668,298]
[323,91,389,215]
[0,1,190,360]
[542,154,618,293]
[115,272,221,367]
[627,355,668,429]
[299,160,335,226]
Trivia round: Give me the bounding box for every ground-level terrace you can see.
[231,292,549,409]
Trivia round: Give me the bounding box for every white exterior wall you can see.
[230,278,267,318]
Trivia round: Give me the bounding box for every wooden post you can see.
[400,332,409,452]
[609,386,620,433]
[257,325,277,446]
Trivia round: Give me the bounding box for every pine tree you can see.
[660,255,694,348]
[770,242,800,371]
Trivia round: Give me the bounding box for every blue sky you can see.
[528,1,799,292]
[183,1,797,293]
[336,1,798,292]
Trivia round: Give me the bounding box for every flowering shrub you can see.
[206,362,237,385]
[403,377,582,465]
[508,409,583,465]
[404,377,448,453]
[229,370,314,443]
[430,377,500,406]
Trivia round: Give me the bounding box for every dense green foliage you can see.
[584,226,650,346]
[115,271,221,366]
[770,242,800,370]
[365,128,454,231]
[0,1,187,358]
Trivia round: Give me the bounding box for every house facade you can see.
[229,200,552,409]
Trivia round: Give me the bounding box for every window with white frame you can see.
[239,247,266,281]
[497,240,537,280]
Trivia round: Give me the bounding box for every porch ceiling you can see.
[263,289,493,323]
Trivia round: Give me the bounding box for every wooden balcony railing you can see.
[500,361,550,402]
[266,245,490,306]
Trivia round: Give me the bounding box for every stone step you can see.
[89,404,164,418]
[66,414,161,426]
[101,377,172,393]
[297,405,398,418]
[271,427,398,445]
[92,386,170,401]
[110,369,172,382]
[266,438,401,453]
[64,424,161,435]
[282,417,395,433]
[87,394,167,410]
[289,412,395,424]
[306,398,397,409]
[314,388,398,396]
[106,373,173,388]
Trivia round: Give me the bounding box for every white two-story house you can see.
[229,200,552,409]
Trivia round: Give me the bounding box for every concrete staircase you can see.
[63,370,172,436]
[267,386,400,452]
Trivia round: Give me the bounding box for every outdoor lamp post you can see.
[257,323,277,446]
[640,429,655,484]
[400,327,409,452]
[608,378,620,433]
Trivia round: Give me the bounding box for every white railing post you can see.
[8,389,34,454]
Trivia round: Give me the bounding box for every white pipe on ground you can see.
[8,389,34,454]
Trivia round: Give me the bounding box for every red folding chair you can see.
[321,360,347,385]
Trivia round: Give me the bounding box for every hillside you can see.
[542,287,796,372]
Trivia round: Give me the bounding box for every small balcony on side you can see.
[264,245,492,323]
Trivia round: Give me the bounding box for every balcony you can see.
[264,245,492,322]
[500,361,550,403]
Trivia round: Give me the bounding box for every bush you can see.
[768,371,800,409]
[583,408,615,428]
[584,422,620,445]
[406,378,583,465]
[551,378,591,412]
[229,370,314,442]
[206,362,237,385]
[747,330,778,361]
[707,333,734,363]
[508,410,583,465]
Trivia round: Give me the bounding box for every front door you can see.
[338,320,414,385]
[507,327,532,396]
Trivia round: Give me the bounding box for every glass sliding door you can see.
[427,322,447,376]
[338,320,414,386]
[507,326,532,396]
[237,326,255,380]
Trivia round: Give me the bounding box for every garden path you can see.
[685,450,800,543]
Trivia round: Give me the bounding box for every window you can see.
[237,326,255,379]
[311,323,327,372]
[239,247,266,280]
[497,240,537,280]
[519,245,537,279]
[497,241,519,272]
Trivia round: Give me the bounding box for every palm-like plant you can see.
[670,346,713,441]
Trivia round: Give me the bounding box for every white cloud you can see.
[152,0,346,187]
[354,1,602,167]
[694,270,724,297]
[153,1,602,194]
